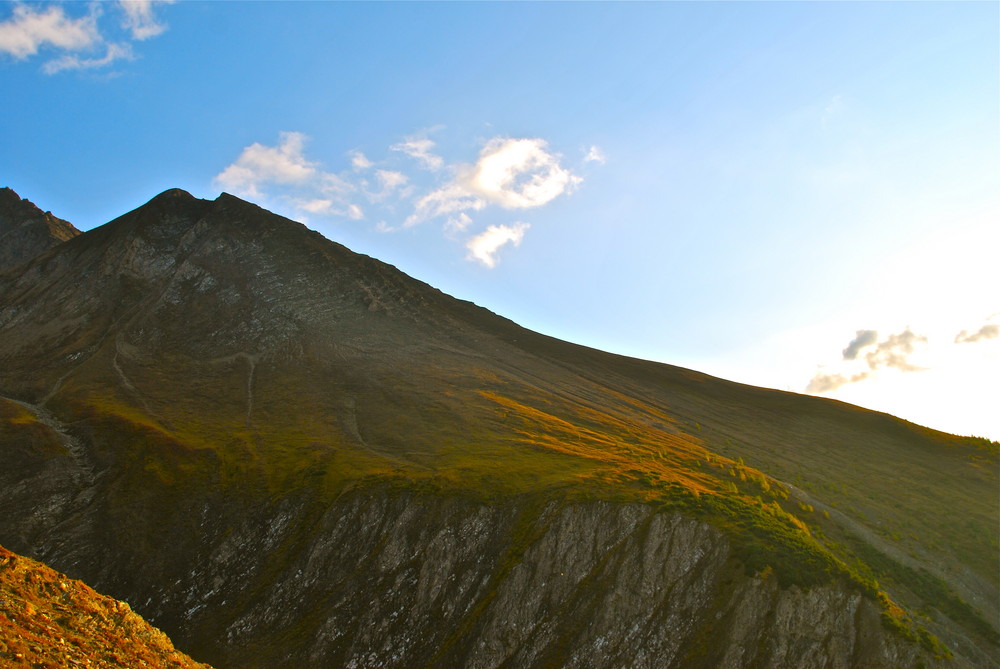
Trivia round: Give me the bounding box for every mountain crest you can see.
[0,187,81,271]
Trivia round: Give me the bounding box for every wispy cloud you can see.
[391,136,444,171]
[0,1,171,73]
[405,137,581,227]
[584,145,606,164]
[119,0,172,40]
[955,316,999,344]
[42,41,133,74]
[215,131,321,197]
[807,327,928,393]
[214,131,359,220]
[466,223,530,268]
[406,183,486,227]
[349,151,373,171]
[213,128,595,267]
[0,4,99,58]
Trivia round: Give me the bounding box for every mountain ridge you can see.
[0,187,995,668]
[0,186,81,272]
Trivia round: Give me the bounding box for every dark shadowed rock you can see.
[0,187,81,272]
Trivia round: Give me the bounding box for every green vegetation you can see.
[8,310,991,663]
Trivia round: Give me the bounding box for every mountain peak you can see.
[0,186,80,271]
[150,187,196,202]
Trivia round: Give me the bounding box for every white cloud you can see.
[214,132,367,222]
[213,129,589,267]
[445,212,472,234]
[391,137,444,171]
[119,0,172,40]
[404,136,581,227]
[584,145,606,164]
[466,222,529,268]
[0,1,169,73]
[0,4,99,58]
[406,183,485,227]
[376,169,408,194]
[350,150,372,171]
[297,198,334,215]
[215,131,319,197]
[467,138,581,209]
[42,41,133,74]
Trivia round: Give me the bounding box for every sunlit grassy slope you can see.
[1,189,996,657]
[0,544,211,668]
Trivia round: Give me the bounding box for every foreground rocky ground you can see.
[0,545,211,668]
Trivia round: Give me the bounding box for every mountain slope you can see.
[0,187,81,272]
[0,188,995,668]
[0,544,211,668]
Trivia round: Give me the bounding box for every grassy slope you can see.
[1,191,995,660]
[0,544,211,668]
[32,318,996,657]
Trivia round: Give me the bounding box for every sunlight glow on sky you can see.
[2,1,997,440]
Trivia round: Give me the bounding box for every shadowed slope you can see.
[0,187,81,272]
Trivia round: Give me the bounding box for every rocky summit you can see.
[0,187,80,273]
[0,188,996,668]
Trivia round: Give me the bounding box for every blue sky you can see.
[2,1,998,440]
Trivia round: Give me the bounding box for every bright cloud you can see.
[214,131,361,223]
[404,136,581,228]
[391,137,444,171]
[467,138,582,209]
[215,132,320,197]
[0,4,98,58]
[0,1,169,73]
[213,128,595,267]
[466,222,530,268]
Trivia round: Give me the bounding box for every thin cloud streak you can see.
[955,321,999,345]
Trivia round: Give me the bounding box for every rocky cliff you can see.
[0,188,995,668]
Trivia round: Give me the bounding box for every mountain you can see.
[0,187,81,271]
[0,188,996,668]
[0,543,211,668]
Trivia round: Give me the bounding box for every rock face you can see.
[0,187,80,271]
[0,486,949,669]
[0,188,995,669]
[0,544,211,668]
